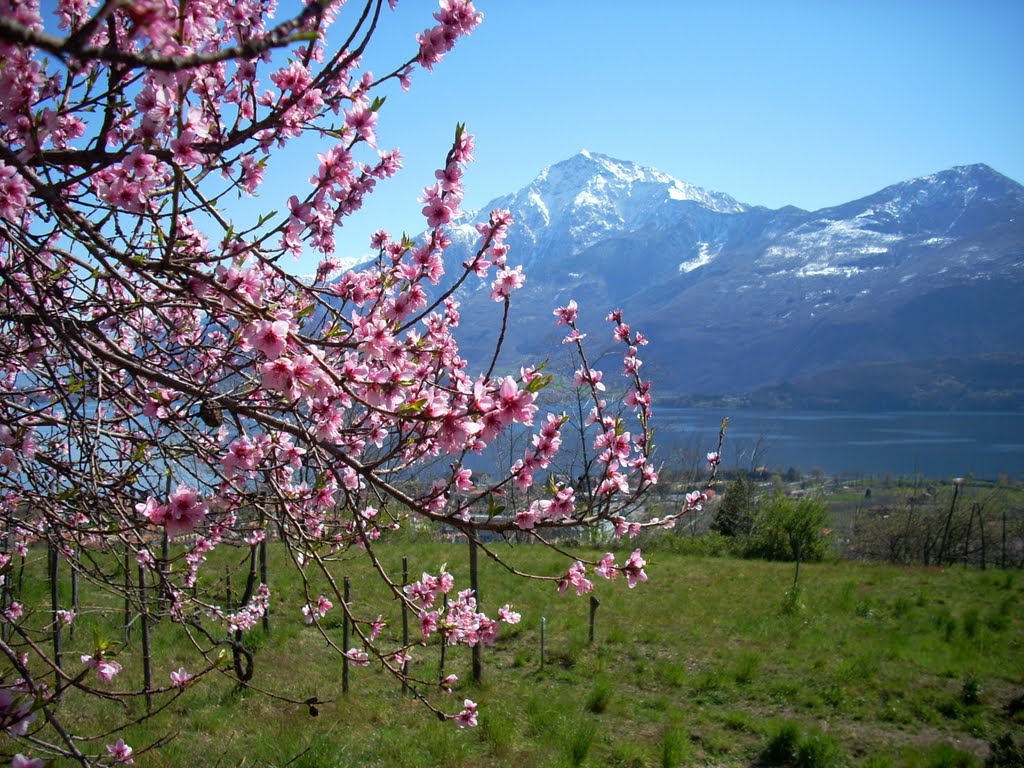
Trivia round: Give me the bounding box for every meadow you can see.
[11,536,1023,768]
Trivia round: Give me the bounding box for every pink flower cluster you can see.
[81,651,122,683]
[136,485,208,537]
[417,1,483,70]
[302,594,334,624]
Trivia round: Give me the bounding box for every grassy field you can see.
[8,540,1024,767]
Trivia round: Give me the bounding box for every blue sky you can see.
[258,1,1024,267]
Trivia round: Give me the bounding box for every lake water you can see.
[655,409,1024,480]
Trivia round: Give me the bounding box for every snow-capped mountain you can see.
[441,154,1024,405]
[448,150,744,266]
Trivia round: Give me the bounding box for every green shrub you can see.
[925,743,979,768]
[762,721,845,768]
[763,720,802,764]
[795,731,845,768]
[660,728,689,768]
[585,679,613,714]
[744,494,832,564]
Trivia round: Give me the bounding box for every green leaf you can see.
[546,473,559,495]
[486,494,505,519]
[525,374,552,394]
[256,210,278,227]
[369,96,386,112]
[398,398,427,415]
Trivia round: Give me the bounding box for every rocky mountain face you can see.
[437,152,1024,404]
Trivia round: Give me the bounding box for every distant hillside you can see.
[661,354,1024,411]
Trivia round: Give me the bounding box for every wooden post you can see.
[469,538,482,684]
[48,540,62,671]
[139,563,153,713]
[963,503,977,566]
[938,480,962,565]
[69,547,79,641]
[123,549,132,644]
[342,577,350,695]
[588,595,600,645]
[540,616,546,671]
[157,530,169,612]
[401,556,410,695]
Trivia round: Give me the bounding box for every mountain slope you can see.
[432,155,1024,406]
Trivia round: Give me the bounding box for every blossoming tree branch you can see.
[0,0,722,763]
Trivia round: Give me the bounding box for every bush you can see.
[762,720,845,768]
[745,494,832,564]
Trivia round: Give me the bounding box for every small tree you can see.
[711,472,755,537]
[747,494,831,590]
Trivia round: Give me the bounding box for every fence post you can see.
[139,563,153,713]
[123,548,132,644]
[540,616,546,671]
[48,540,62,671]
[342,577,350,695]
[469,537,482,684]
[69,547,79,641]
[589,595,600,645]
[401,556,410,695]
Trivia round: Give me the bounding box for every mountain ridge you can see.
[400,154,1024,408]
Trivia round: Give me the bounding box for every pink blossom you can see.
[454,698,478,728]
[553,299,579,326]
[497,604,520,624]
[345,648,370,667]
[1,690,35,736]
[246,319,290,360]
[489,265,525,301]
[623,549,648,589]
[514,507,537,530]
[169,667,192,688]
[344,105,378,147]
[685,490,707,511]
[595,553,618,580]
[81,653,122,682]
[573,366,606,392]
[302,594,334,623]
[163,485,207,537]
[558,561,593,596]
[419,610,439,636]
[12,755,45,768]
[441,674,458,692]
[106,738,134,765]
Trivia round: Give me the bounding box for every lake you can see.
[655,409,1024,480]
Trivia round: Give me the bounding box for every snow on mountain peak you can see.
[468,150,746,261]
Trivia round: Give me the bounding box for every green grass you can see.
[5,542,1024,766]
